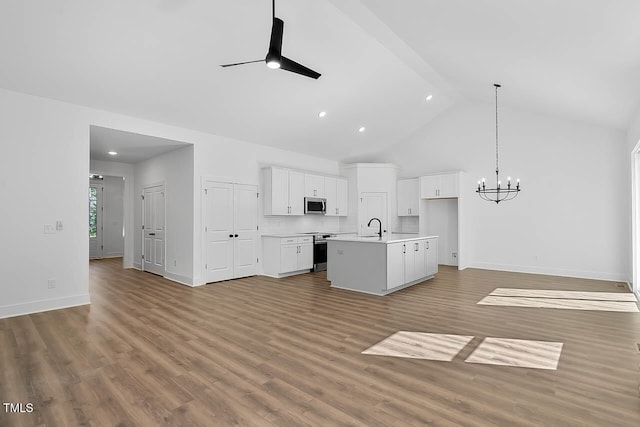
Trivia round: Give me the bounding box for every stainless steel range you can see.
[302,232,335,271]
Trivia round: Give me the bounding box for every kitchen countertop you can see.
[261,231,358,238]
[327,234,438,244]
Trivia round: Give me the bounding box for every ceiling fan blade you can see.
[269,17,284,57]
[220,59,264,68]
[279,56,321,79]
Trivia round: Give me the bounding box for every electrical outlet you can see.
[452,252,457,259]
[47,279,56,289]
[56,220,63,231]
[44,224,56,234]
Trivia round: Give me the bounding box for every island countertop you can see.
[327,234,438,244]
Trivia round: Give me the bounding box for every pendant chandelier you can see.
[476,83,520,203]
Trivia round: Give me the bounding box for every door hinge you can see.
[205,263,207,269]
[257,192,259,198]
[205,226,208,232]
[142,254,145,259]
[141,195,145,200]
[142,225,145,229]
[257,258,259,263]
[256,225,259,230]
[204,188,208,195]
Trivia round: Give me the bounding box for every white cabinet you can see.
[203,181,259,283]
[262,236,313,277]
[325,176,348,217]
[420,173,459,199]
[387,242,406,290]
[263,167,305,215]
[397,178,419,216]
[425,237,438,276]
[304,174,325,198]
[386,238,437,290]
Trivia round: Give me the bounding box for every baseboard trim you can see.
[163,271,195,287]
[469,262,627,283]
[0,294,90,319]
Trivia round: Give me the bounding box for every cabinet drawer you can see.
[281,238,298,245]
[299,236,313,243]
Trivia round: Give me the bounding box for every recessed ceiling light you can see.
[358,126,366,133]
[318,111,327,118]
[108,151,118,156]
[426,94,433,101]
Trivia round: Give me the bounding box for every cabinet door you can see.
[420,175,439,199]
[414,239,427,279]
[324,176,337,216]
[397,179,418,216]
[425,238,438,276]
[280,244,299,273]
[387,242,405,289]
[270,167,290,215]
[336,178,348,216]
[304,174,325,198]
[438,173,459,198]
[297,243,314,270]
[289,171,305,215]
[404,241,418,283]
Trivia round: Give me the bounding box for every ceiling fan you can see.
[220,0,321,79]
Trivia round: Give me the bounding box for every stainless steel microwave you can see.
[304,197,326,214]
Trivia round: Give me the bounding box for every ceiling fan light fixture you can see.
[266,60,281,69]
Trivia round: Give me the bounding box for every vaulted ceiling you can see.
[1,0,639,162]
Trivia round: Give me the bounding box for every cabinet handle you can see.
[426,241,429,249]
[403,244,406,254]
[229,234,233,238]
[234,234,238,237]
[415,242,418,251]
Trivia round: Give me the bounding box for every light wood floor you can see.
[2,259,640,426]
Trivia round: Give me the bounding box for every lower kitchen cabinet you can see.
[386,237,438,291]
[262,236,313,277]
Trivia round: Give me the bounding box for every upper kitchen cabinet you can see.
[420,172,459,199]
[304,173,325,198]
[263,167,305,215]
[397,178,419,216]
[325,176,348,217]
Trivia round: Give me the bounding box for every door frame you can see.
[141,181,166,275]
[631,140,640,299]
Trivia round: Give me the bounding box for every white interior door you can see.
[233,184,258,279]
[89,183,103,259]
[360,192,388,236]
[204,181,234,282]
[143,185,165,275]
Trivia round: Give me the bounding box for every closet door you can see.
[233,184,258,279]
[204,181,234,282]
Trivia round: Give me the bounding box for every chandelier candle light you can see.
[476,83,521,203]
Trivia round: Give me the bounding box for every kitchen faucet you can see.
[367,217,382,238]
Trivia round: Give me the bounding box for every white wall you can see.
[134,145,194,284]
[375,101,628,282]
[0,90,90,318]
[101,176,125,257]
[0,87,343,317]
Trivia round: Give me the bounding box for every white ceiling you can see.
[1,0,639,163]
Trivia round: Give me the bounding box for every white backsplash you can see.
[397,216,419,233]
[261,215,342,234]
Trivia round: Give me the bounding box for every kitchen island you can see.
[326,234,438,295]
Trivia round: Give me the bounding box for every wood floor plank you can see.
[1,258,639,426]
